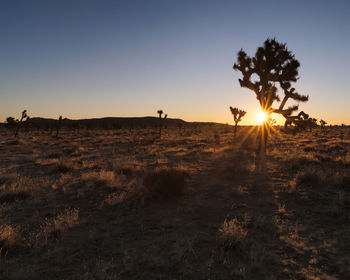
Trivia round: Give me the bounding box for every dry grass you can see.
[31,208,79,246]
[0,126,349,279]
[55,156,79,173]
[0,176,34,204]
[78,259,118,280]
[0,224,22,253]
[218,217,248,250]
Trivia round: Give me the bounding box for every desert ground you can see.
[0,125,349,279]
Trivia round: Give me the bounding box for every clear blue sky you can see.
[1,0,349,124]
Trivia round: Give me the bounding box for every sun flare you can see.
[257,111,268,124]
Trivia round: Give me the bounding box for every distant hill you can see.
[1,116,229,129]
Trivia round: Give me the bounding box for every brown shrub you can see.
[32,208,79,246]
[0,176,34,204]
[141,167,187,200]
[55,156,78,173]
[295,169,323,188]
[0,224,22,253]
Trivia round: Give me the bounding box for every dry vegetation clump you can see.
[0,176,34,204]
[110,158,140,176]
[103,191,128,206]
[215,150,254,181]
[284,155,320,173]
[55,156,79,173]
[217,217,248,251]
[31,208,79,246]
[231,185,249,196]
[81,170,120,188]
[0,224,22,253]
[294,168,324,188]
[141,167,187,201]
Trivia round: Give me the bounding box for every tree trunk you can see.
[256,123,269,159]
[234,121,238,136]
[159,120,162,138]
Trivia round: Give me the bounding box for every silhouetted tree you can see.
[233,38,309,157]
[15,110,28,137]
[229,106,246,136]
[157,110,167,138]
[320,119,327,128]
[269,118,277,126]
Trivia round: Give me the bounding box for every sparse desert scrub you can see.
[231,185,249,196]
[0,224,22,253]
[141,167,187,201]
[31,208,79,246]
[55,156,79,173]
[294,168,324,188]
[217,217,248,251]
[0,126,349,279]
[284,154,320,173]
[81,170,123,189]
[0,176,35,204]
[214,149,254,181]
[103,191,128,206]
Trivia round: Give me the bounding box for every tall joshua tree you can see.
[233,38,309,157]
[15,110,28,137]
[157,110,167,138]
[229,106,246,136]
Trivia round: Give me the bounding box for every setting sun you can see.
[257,111,268,124]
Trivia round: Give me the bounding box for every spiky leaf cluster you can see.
[229,107,246,123]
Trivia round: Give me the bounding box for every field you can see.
[0,125,349,279]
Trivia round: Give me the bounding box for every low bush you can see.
[141,167,187,200]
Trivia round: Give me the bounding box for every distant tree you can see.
[229,107,246,136]
[157,110,167,138]
[269,118,277,126]
[233,38,309,157]
[15,110,28,137]
[320,119,327,128]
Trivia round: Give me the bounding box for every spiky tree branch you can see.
[157,110,167,138]
[14,110,28,137]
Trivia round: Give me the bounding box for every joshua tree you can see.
[56,116,63,138]
[229,106,246,136]
[320,119,327,128]
[157,110,167,137]
[269,118,277,126]
[15,110,28,137]
[233,38,309,157]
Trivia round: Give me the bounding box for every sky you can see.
[1,0,349,125]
